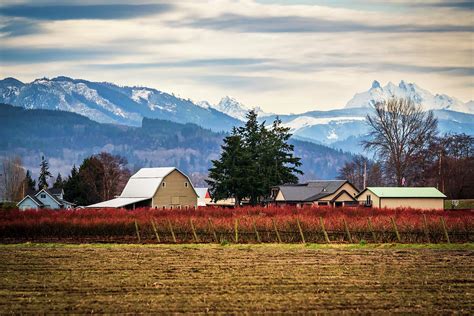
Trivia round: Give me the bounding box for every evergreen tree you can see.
[206,128,251,206]
[53,172,65,189]
[37,156,52,189]
[207,110,303,205]
[64,165,80,204]
[24,170,36,192]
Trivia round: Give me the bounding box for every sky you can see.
[0,0,473,113]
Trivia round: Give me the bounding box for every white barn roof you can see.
[88,197,150,208]
[120,167,175,198]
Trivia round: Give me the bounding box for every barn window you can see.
[162,182,166,188]
[184,182,188,188]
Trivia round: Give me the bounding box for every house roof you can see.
[276,180,350,202]
[48,187,64,196]
[17,194,43,207]
[87,197,151,208]
[361,187,447,198]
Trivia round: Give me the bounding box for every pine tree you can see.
[53,172,65,189]
[37,156,52,189]
[207,111,303,205]
[206,128,251,206]
[64,165,80,203]
[24,170,36,192]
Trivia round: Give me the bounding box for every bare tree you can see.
[96,152,131,200]
[362,98,438,186]
[337,155,384,190]
[1,156,26,202]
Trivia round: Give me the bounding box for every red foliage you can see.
[0,206,472,243]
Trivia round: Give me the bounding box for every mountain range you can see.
[1,76,473,161]
[0,104,352,185]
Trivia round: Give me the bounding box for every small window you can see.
[184,182,188,188]
[40,194,46,199]
[162,182,166,188]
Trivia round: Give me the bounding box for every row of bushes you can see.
[0,206,472,243]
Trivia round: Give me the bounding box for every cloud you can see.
[89,58,273,69]
[0,18,40,37]
[175,13,473,33]
[0,47,111,63]
[0,3,173,20]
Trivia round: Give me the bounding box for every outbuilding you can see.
[87,167,198,209]
[356,187,446,210]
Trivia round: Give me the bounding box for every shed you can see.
[356,187,446,210]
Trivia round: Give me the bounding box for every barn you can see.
[356,187,446,210]
[87,167,198,209]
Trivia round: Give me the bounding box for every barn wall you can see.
[152,170,197,208]
[381,198,444,210]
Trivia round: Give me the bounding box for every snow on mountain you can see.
[283,116,365,132]
[346,80,471,113]
[0,77,241,131]
[206,96,271,120]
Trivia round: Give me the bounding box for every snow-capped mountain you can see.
[203,96,271,120]
[0,76,240,132]
[1,76,472,156]
[346,80,471,113]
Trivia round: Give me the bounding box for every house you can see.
[17,188,74,210]
[356,187,446,210]
[87,167,198,209]
[270,180,359,207]
[195,188,212,207]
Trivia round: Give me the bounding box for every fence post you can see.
[320,217,330,244]
[422,214,430,243]
[343,218,352,243]
[134,220,141,243]
[234,219,239,243]
[440,217,450,244]
[272,218,282,243]
[367,217,376,243]
[190,218,199,243]
[253,220,261,243]
[208,218,218,243]
[296,218,306,243]
[391,217,401,243]
[151,219,160,243]
[167,219,177,243]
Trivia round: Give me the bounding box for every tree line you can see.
[0,152,131,205]
[338,98,473,199]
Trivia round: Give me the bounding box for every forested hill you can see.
[0,104,352,185]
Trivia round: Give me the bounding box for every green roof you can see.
[365,187,446,198]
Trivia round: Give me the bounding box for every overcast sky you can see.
[0,0,473,113]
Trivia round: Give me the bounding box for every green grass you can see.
[1,242,473,250]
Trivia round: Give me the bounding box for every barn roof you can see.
[120,167,176,198]
[87,197,151,208]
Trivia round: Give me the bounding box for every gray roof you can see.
[276,180,349,202]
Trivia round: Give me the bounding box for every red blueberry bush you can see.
[0,206,472,243]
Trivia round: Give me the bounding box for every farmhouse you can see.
[270,180,359,207]
[356,187,446,210]
[17,188,74,210]
[87,167,198,209]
